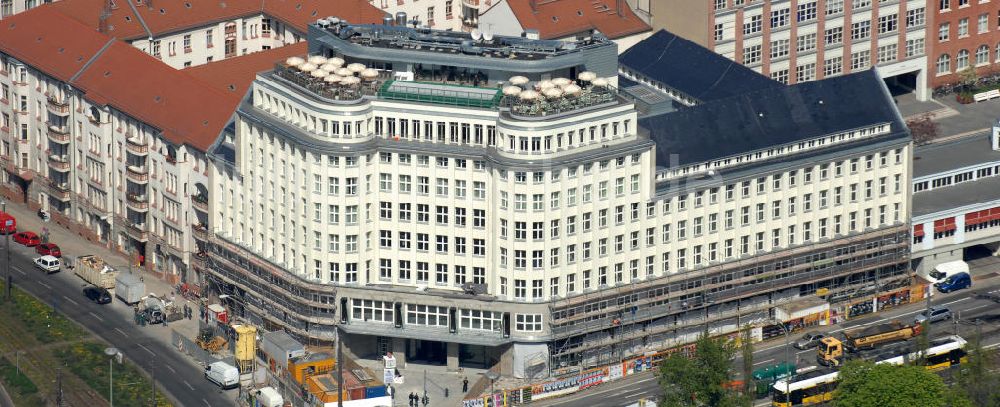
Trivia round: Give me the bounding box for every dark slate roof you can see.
[641,69,908,167]
[619,29,781,102]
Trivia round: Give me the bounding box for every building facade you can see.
[205,18,913,373]
[624,0,930,100]
[929,0,1000,89]
[0,7,232,283]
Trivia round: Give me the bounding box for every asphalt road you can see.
[1,239,237,407]
[534,278,1000,407]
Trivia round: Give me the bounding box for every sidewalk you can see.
[353,357,486,406]
[0,200,202,343]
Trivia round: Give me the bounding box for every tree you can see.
[658,331,749,407]
[906,112,939,146]
[958,67,979,92]
[833,360,961,407]
[953,323,1000,406]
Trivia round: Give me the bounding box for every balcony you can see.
[125,137,148,155]
[126,193,149,211]
[46,97,69,116]
[124,221,149,241]
[47,155,70,172]
[126,165,149,183]
[191,194,208,213]
[192,223,209,241]
[48,182,71,201]
[47,125,70,143]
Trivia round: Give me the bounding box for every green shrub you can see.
[55,342,172,406]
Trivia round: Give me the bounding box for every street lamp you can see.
[484,370,499,407]
[104,347,119,407]
[770,321,792,400]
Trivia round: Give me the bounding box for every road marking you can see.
[37,282,51,289]
[88,312,103,322]
[184,380,195,390]
[797,349,814,355]
[829,298,972,334]
[114,328,129,338]
[614,389,648,399]
[62,295,79,306]
[12,267,24,275]
[203,399,211,406]
[165,364,176,374]
[966,304,989,312]
[753,358,775,366]
[137,343,156,356]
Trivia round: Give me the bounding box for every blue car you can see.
[935,272,972,293]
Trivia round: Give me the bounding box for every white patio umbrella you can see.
[320,63,341,72]
[519,89,540,100]
[328,57,345,67]
[537,80,555,90]
[592,77,609,87]
[502,85,522,96]
[577,71,597,82]
[324,75,343,83]
[341,76,361,85]
[543,87,563,98]
[335,67,353,77]
[310,69,328,78]
[508,75,529,86]
[298,62,317,72]
[552,77,572,86]
[347,63,366,73]
[285,56,305,66]
[307,55,328,65]
[360,68,380,80]
[562,83,582,95]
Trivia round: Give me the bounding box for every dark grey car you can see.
[793,332,826,349]
[83,286,112,304]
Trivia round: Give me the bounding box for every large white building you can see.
[205,18,913,372]
[0,6,235,282]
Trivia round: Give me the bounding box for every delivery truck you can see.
[114,272,145,305]
[74,255,118,290]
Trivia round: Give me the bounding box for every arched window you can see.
[937,54,951,74]
[957,49,970,70]
[977,45,990,65]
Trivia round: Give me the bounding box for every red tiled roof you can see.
[53,0,385,40]
[185,42,307,96]
[0,6,239,152]
[502,0,650,40]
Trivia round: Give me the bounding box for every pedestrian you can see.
[462,377,468,393]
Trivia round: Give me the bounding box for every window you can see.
[771,69,789,84]
[877,44,897,63]
[906,38,925,57]
[744,14,763,35]
[907,8,925,27]
[515,314,543,331]
[940,0,950,9]
[796,63,816,82]
[824,56,843,76]
[958,18,969,37]
[825,26,843,45]
[939,23,950,41]
[352,299,394,323]
[957,49,970,70]
[461,310,502,331]
[878,14,897,34]
[744,44,763,65]
[937,54,951,73]
[852,0,870,8]
[406,304,448,326]
[980,13,990,34]
[714,23,725,41]
[851,20,871,40]
[771,39,790,59]
[977,45,990,65]
[797,33,817,52]
[826,0,843,15]
[715,0,726,10]
[797,1,817,22]
[851,50,870,69]
[771,8,790,28]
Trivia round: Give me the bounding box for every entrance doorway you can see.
[407,339,446,365]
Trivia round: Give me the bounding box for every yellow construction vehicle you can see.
[817,321,923,366]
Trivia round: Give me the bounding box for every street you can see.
[1,237,237,407]
[533,276,1000,407]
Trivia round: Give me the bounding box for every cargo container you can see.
[0,211,15,234]
[114,272,145,304]
[365,385,387,399]
[74,255,117,290]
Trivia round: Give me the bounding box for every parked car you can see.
[13,231,40,247]
[935,272,972,293]
[793,332,827,349]
[83,286,112,304]
[204,362,239,389]
[35,243,61,257]
[33,255,61,273]
[915,306,952,325]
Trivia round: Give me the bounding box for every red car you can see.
[12,231,40,247]
[35,243,61,257]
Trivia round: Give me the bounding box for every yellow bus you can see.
[772,335,968,406]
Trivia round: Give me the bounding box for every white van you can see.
[204,361,240,389]
[33,255,61,274]
[920,260,969,284]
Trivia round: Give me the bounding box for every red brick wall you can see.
[929,1,1000,88]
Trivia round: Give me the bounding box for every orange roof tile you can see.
[502,0,650,40]
[0,6,113,83]
[53,0,385,40]
[0,6,239,152]
[185,42,307,96]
